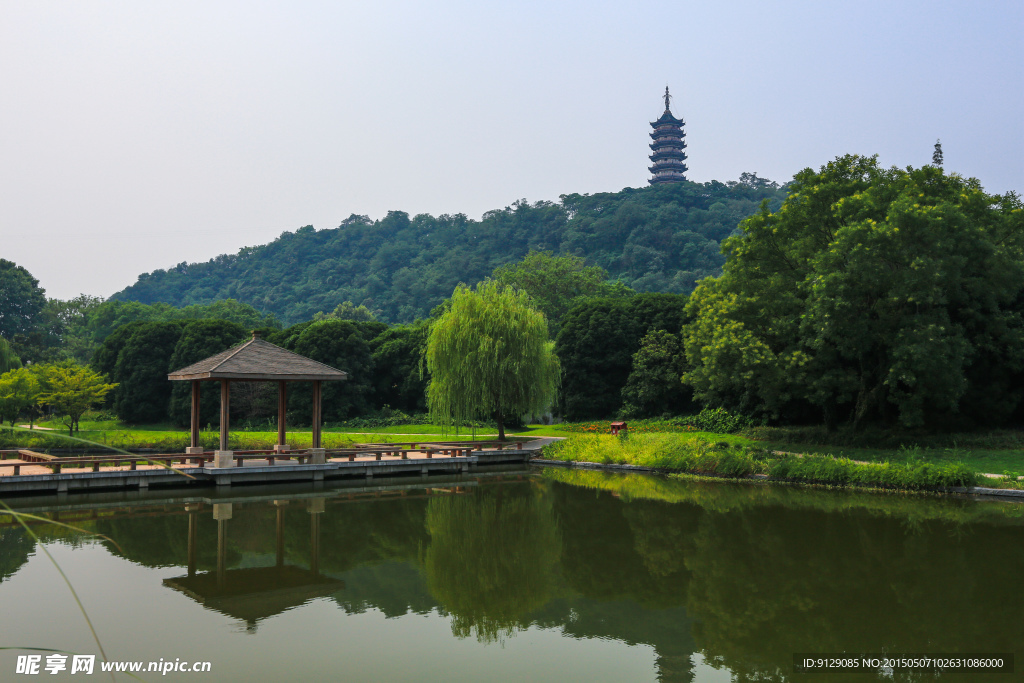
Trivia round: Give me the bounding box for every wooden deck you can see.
[0,442,537,496]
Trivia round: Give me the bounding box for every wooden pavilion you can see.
[168,333,348,465]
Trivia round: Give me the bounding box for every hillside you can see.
[112,176,787,324]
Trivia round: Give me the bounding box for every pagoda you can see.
[648,87,688,184]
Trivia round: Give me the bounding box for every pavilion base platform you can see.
[0,447,535,496]
[212,451,234,468]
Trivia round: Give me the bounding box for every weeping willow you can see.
[0,338,21,374]
[426,280,559,440]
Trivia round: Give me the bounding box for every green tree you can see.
[110,179,787,325]
[492,251,626,336]
[83,299,276,352]
[620,330,693,418]
[370,321,430,413]
[426,281,559,440]
[313,300,377,322]
[684,154,1024,429]
[110,322,186,423]
[288,319,377,421]
[932,139,943,167]
[0,260,48,361]
[45,294,105,363]
[166,320,248,427]
[556,293,690,420]
[178,299,279,328]
[37,363,117,435]
[0,337,21,374]
[0,367,40,428]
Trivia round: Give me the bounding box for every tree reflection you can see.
[424,484,560,642]
[683,505,1024,680]
[0,527,33,583]
[4,472,1020,682]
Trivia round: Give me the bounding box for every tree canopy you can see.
[166,320,248,427]
[426,281,559,439]
[620,330,693,418]
[0,337,21,374]
[492,251,630,337]
[0,367,39,428]
[109,321,187,423]
[109,180,788,324]
[286,319,380,421]
[0,260,47,360]
[555,293,690,420]
[37,363,117,436]
[684,155,1024,429]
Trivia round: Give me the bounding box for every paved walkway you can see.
[518,437,564,452]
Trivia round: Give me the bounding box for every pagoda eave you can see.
[650,115,684,127]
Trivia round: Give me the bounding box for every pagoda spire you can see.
[648,87,687,184]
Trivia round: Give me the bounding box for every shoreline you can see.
[529,457,1024,500]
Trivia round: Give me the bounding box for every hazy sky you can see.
[2,0,1022,300]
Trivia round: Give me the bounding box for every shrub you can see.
[768,455,978,489]
[682,407,756,433]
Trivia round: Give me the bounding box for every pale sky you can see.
[2,0,1022,300]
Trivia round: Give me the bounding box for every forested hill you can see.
[112,175,787,324]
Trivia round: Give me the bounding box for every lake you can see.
[1,467,1021,681]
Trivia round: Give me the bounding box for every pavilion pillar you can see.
[311,380,322,450]
[308,498,324,576]
[213,379,234,468]
[186,503,200,577]
[274,381,289,453]
[213,503,232,589]
[219,380,230,451]
[190,381,200,448]
[274,502,287,567]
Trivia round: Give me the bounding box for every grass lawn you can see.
[18,418,1024,481]
[753,441,1024,476]
[14,420,536,452]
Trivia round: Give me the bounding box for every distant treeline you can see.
[90,291,690,426]
[110,176,787,324]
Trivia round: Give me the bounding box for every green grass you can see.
[12,417,1024,484]
[748,426,1024,475]
[540,433,981,490]
[2,422,521,453]
[543,433,772,474]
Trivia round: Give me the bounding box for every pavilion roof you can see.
[162,566,345,623]
[167,335,349,382]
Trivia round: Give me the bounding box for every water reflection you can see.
[2,470,1022,682]
[425,483,560,642]
[162,500,344,630]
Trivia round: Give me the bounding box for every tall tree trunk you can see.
[494,409,505,441]
[823,399,838,432]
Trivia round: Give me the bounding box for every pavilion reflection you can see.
[163,497,342,629]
